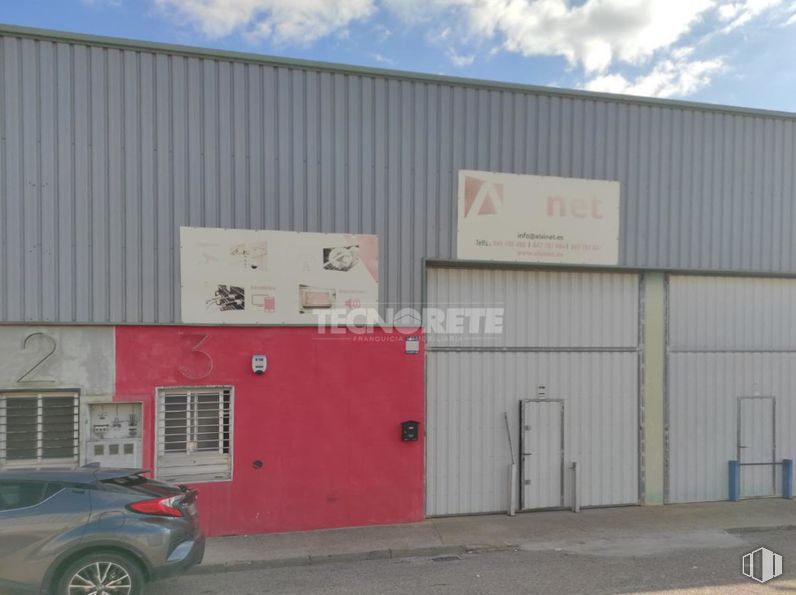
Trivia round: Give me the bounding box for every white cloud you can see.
[447,47,475,66]
[385,0,716,73]
[154,0,375,43]
[782,0,796,23]
[373,24,393,41]
[583,47,724,97]
[718,0,781,31]
[149,0,787,76]
[384,0,438,22]
[148,0,785,99]
[371,52,394,63]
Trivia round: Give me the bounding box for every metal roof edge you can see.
[2,22,796,121]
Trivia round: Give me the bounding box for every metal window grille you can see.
[0,392,79,469]
[156,388,233,483]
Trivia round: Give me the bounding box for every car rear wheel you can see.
[55,552,144,595]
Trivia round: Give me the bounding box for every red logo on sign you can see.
[464,176,503,217]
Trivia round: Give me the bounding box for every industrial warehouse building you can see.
[1,24,795,537]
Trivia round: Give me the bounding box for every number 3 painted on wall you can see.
[178,333,214,380]
[17,332,58,384]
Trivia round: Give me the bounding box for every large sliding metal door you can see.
[425,267,640,516]
[667,275,796,503]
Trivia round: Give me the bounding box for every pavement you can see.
[193,499,796,574]
[153,526,796,594]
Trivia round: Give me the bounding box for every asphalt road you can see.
[148,528,796,595]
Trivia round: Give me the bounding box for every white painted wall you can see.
[0,326,115,395]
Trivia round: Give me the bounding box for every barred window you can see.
[0,392,79,468]
[156,388,233,483]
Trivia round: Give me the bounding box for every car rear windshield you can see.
[100,474,183,497]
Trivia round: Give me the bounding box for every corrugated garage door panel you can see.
[667,275,796,503]
[426,268,640,516]
[668,276,796,351]
[426,268,639,348]
[426,351,639,516]
[668,352,796,503]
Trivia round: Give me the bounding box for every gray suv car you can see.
[0,467,205,594]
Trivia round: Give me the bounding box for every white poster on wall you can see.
[457,170,620,265]
[180,227,379,324]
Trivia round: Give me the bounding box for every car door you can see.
[0,480,92,591]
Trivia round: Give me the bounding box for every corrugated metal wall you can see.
[667,275,796,503]
[3,30,796,323]
[426,268,639,515]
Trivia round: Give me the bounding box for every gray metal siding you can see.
[3,32,796,323]
[667,275,796,503]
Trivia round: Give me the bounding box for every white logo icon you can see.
[742,547,783,583]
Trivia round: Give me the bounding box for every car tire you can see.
[54,551,145,595]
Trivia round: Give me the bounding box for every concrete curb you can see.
[189,544,516,575]
[188,523,796,575]
[725,524,796,535]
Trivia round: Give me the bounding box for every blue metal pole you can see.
[729,460,740,502]
[783,459,793,499]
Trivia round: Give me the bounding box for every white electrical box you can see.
[85,403,142,468]
[252,354,268,375]
[405,336,420,354]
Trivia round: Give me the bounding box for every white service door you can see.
[739,397,776,498]
[521,400,564,510]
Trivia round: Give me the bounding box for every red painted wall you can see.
[114,326,424,537]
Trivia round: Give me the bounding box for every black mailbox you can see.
[401,420,420,441]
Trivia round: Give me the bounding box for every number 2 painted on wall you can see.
[17,332,58,383]
[178,333,214,380]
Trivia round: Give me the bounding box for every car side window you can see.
[43,481,66,500]
[0,480,63,511]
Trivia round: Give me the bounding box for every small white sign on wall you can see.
[457,170,620,266]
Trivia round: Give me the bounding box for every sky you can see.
[2,0,796,112]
